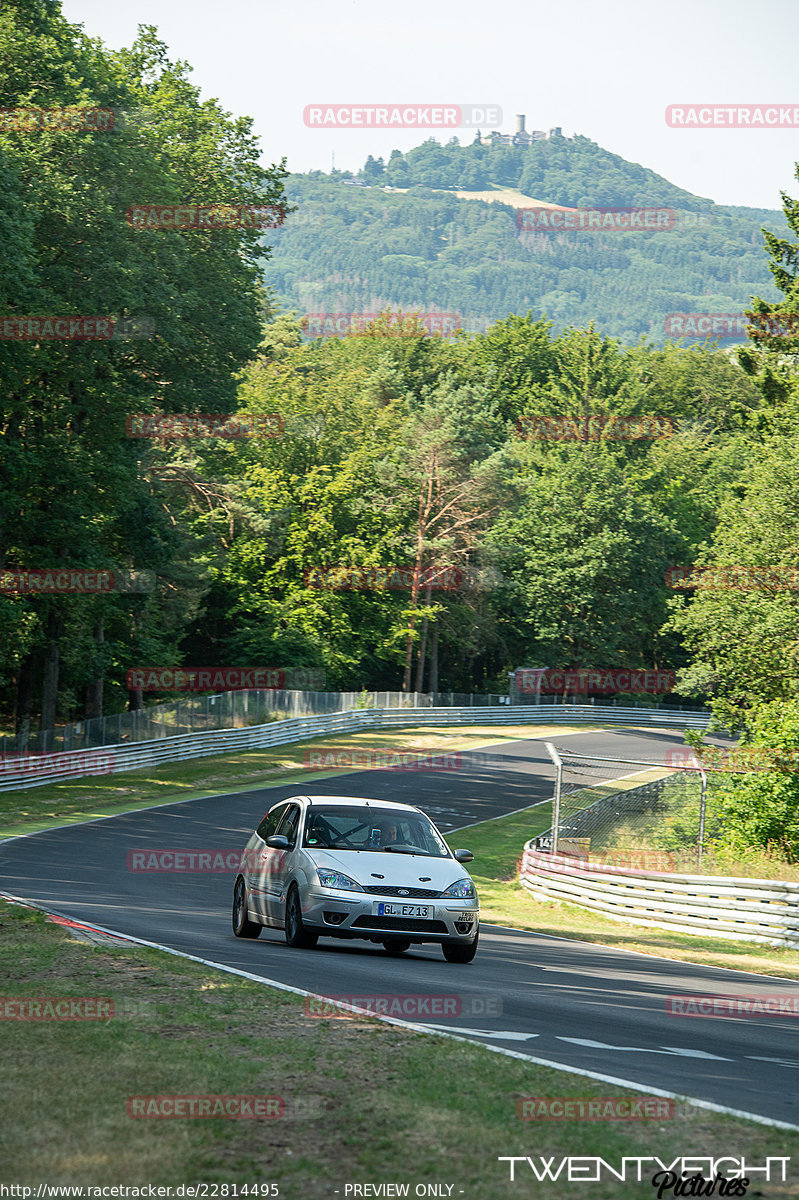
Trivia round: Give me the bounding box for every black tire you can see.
[232,876,261,939]
[382,939,411,956]
[284,885,318,949]
[442,929,479,963]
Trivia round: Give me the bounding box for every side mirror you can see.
[265,834,290,850]
[453,848,474,863]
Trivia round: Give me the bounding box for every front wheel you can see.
[232,876,261,939]
[382,939,411,956]
[284,885,318,949]
[442,929,478,963]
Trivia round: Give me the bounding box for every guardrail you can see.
[519,844,799,947]
[0,704,710,793]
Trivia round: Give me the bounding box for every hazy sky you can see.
[61,0,799,211]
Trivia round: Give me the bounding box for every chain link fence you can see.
[540,747,727,868]
[2,692,710,758]
[1,689,517,756]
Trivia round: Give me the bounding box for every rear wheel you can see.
[284,885,318,949]
[442,929,478,963]
[232,877,261,939]
[382,939,411,956]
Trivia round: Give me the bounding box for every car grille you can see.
[352,916,448,933]
[363,885,441,899]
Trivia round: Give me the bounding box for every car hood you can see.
[307,848,469,891]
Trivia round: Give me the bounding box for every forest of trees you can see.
[3,0,799,854]
[265,141,789,345]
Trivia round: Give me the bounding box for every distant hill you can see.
[263,134,791,344]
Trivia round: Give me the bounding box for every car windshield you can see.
[303,806,450,858]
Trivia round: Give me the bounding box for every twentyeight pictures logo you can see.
[303,104,501,128]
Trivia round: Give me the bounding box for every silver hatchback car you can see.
[232,795,479,962]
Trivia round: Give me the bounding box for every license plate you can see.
[375,902,432,919]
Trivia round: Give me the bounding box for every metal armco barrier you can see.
[0,704,710,792]
[519,845,799,947]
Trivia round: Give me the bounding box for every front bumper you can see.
[302,887,480,943]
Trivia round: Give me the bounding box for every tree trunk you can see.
[128,612,144,711]
[85,619,105,719]
[415,615,428,694]
[15,655,34,753]
[429,621,439,697]
[40,609,63,751]
[414,581,433,693]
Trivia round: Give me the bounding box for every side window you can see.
[276,804,300,849]
[256,803,287,842]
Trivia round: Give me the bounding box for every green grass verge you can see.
[2,900,797,1197]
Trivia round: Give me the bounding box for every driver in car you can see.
[380,822,399,848]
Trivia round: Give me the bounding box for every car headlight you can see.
[316,868,364,891]
[442,877,476,899]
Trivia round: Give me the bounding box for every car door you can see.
[267,802,302,923]
[248,802,287,922]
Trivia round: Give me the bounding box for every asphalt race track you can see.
[3,726,798,1127]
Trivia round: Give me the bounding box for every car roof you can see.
[289,795,421,813]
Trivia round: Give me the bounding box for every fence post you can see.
[545,742,563,855]
[694,755,708,867]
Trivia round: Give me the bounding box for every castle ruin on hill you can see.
[478,114,567,147]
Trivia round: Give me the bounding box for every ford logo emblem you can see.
[398,888,409,896]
